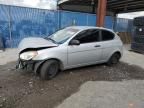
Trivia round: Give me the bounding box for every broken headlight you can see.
[20,51,38,60]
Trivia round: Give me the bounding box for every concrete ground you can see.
[0,49,18,65]
[57,80,144,108]
[121,50,144,69]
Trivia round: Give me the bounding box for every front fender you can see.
[34,58,65,75]
[34,61,44,74]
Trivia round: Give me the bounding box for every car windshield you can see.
[45,28,79,44]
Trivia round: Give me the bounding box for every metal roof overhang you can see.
[58,0,144,14]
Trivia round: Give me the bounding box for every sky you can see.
[118,11,144,19]
[0,0,143,19]
[0,0,57,9]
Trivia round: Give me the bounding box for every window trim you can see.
[69,29,101,45]
[100,29,115,41]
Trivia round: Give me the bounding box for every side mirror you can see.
[69,39,80,45]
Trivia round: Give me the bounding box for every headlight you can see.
[20,51,38,60]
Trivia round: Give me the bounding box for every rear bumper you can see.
[16,59,44,74]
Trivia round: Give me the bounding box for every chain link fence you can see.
[0,4,132,48]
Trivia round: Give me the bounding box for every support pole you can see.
[96,0,107,27]
[113,13,118,32]
[8,6,12,48]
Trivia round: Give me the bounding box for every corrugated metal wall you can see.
[59,11,113,29]
[0,5,59,48]
[0,4,132,48]
[115,18,133,32]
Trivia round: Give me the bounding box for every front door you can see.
[67,29,102,67]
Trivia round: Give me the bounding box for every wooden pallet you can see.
[117,32,132,44]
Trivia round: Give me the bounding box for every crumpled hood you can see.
[18,37,58,52]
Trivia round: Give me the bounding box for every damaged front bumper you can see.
[16,59,44,74]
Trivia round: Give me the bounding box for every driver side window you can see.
[74,29,100,44]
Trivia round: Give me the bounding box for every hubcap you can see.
[48,63,58,78]
[112,55,119,64]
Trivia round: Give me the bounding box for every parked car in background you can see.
[16,26,123,80]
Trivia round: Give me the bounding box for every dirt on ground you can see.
[0,62,144,108]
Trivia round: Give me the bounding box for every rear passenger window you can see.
[101,30,114,41]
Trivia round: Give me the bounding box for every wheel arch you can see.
[34,58,64,75]
[108,50,122,61]
[113,51,121,58]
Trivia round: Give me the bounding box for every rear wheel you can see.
[40,60,59,80]
[107,53,121,66]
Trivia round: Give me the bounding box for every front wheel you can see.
[40,60,59,80]
[107,53,121,66]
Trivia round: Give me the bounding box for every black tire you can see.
[107,53,121,66]
[133,17,144,26]
[40,60,59,80]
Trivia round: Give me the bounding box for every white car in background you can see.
[17,26,123,80]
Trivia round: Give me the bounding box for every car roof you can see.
[66,26,114,33]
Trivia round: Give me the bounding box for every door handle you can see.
[94,45,101,47]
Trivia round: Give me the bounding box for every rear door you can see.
[67,29,102,67]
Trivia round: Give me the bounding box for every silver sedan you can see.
[17,26,123,80]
